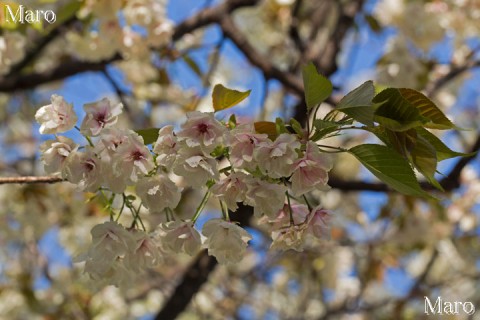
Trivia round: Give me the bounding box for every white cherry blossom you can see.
[255,133,301,178]
[270,225,306,252]
[290,141,332,196]
[35,95,77,134]
[135,174,182,212]
[271,203,309,226]
[177,111,227,154]
[63,148,103,192]
[124,231,162,271]
[155,220,202,256]
[96,128,130,160]
[202,219,252,265]
[244,177,286,218]
[173,146,219,187]
[153,125,178,168]
[306,206,332,240]
[80,98,123,136]
[81,221,135,279]
[39,136,78,177]
[0,32,26,74]
[112,131,155,184]
[210,172,249,211]
[229,125,269,170]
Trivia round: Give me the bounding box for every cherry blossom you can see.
[63,148,103,192]
[306,206,332,240]
[271,203,309,226]
[210,172,249,211]
[229,125,269,170]
[81,221,135,279]
[155,220,202,256]
[135,174,182,212]
[96,128,130,160]
[0,32,26,75]
[80,98,123,136]
[35,95,77,134]
[244,177,286,218]
[202,219,252,265]
[177,111,227,153]
[255,133,301,178]
[270,225,306,252]
[153,125,178,168]
[124,231,162,271]
[173,146,219,187]
[112,131,155,185]
[39,136,78,177]
[290,141,332,196]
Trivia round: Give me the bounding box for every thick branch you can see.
[0,59,111,92]
[154,250,217,320]
[4,15,79,78]
[154,203,253,320]
[172,0,259,42]
[315,0,365,76]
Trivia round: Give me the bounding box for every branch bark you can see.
[154,203,253,320]
[0,176,63,184]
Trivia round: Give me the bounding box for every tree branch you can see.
[220,16,304,96]
[4,14,79,78]
[0,176,63,184]
[154,250,217,320]
[154,203,253,320]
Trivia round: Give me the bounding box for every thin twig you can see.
[0,176,64,184]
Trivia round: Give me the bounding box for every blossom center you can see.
[131,150,144,161]
[84,159,96,172]
[197,123,209,134]
[95,112,107,125]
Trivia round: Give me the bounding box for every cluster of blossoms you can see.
[35,94,333,286]
[0,32,26,75]
[69,0,173,63]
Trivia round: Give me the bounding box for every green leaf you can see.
[365,14,382,32]
[398,88,455,129]
[336,81,376,126]
[349,144,433,198]
[275,117,288,134]
[311,119,341,141]
[416,128,475,161]
[290,118,304,136]
[212,84,251,112]
[382,129,417,158]
[302,62,333,111]
[135,128,160,145]
[183,54,203,77]
[410,135,443,190]
[373,88,428,131]
[338,81,376,108]
[254,121,278,140]
[228,114,237,129]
